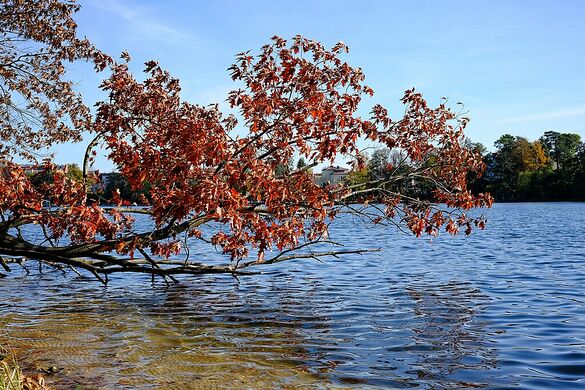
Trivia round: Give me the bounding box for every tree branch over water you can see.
[0,2,492,284]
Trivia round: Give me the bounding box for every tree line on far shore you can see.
[27,165,149,206]
[470,131,583,201]
[347,130,584,202]
[27,130,583,205]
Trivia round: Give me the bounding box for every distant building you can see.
[313,172,322,185]
[90,171,117,193]
[315,166,349,186]
[18,163,68,175]
[98,172,116,187]
[19,164,40,174]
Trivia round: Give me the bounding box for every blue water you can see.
[0,202,584,388]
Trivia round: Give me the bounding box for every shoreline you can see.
[0,346,50,390]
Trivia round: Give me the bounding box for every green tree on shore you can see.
[475,131,583,201]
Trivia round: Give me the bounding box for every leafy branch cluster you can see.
[0,1,491,284]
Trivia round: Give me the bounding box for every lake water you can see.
[0,203,584,389]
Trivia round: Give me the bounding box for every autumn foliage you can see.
[0,1,492,283]
[0,0,110,159]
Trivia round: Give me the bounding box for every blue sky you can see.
[59,0,585,170]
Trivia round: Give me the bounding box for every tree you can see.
[513,138,548,172]
[464,139,487,156]
[0,7,491,283]
[488,135,551,200]
[471,131,585,201]
[296,157,306,170]
[29,163,83,190]
[345,152,370,201]
[101,172,150,205]
[274,160,292,178]
[465,140,488,194]
[0,0,110,160]
[539,131,581,170]
[366,148,420,198]
[572,143,585,197]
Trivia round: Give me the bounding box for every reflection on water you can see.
[0,203,585,388]
[404,282,497,387]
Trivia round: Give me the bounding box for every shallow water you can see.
[1,203,584,389]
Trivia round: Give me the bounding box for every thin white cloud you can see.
[491,106,585,125]
[87,0,202,47]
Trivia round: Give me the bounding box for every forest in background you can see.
[26,130,583,204]
[470,131,583,201]
[346,130,584,203]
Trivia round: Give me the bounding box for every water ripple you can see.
[0,202,584,388]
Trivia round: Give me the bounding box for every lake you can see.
[0,203,584,389]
